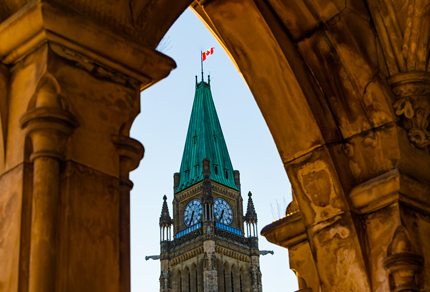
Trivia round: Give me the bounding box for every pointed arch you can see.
[387,225,415,255]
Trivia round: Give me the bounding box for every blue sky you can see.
[130,8,297,291]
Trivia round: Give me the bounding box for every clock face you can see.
[183,199,203,227]
[214,198,233,225]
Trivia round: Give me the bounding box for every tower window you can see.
[225,169,229,179]
[193,135,197,145]
[185,171,189,181]
[214,165,218,175]
[195,165,199,175]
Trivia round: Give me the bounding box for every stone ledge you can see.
[349,168,430,214]
[261,212,307,248]
[0,0,176,89]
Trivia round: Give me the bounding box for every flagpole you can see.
[201,50,204,82]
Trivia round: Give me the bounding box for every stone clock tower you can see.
[158,77,262,292]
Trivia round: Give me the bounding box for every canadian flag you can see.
[202,47,215,61]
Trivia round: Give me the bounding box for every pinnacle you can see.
[245,191,257,222]
[160,195,172,225]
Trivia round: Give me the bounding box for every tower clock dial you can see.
[214,198,233,225]
[183,199,203,227]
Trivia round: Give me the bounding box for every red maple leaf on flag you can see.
[202,47,215,61]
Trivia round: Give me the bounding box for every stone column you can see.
[159,258,171,292]
[232,265,241,292]
[20,77,78,292]
[159,239,171,292]
[182,267,190,292]
[113,135,144,292]
[0,1,175,291]
[241,268,251,292]
[217,256,225,292]
[224,263,232,292]
[203,240,218,292]
[190,264,197,292]
[197,259,204,292]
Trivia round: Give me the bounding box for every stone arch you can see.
[133,0,338,171]
[239,266,250,292]
[190,262,197,292]
[182,265,191,292]
[231,263,240,292]
[3,0,430,291]
[173,268,182,292]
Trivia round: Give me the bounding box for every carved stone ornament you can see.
[389,72,430,149]
[383,252,423,292]
[382,227,424,292]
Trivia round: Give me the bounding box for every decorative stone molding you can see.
[212,182,240,200]
[382,227,423,292]
[112,134,144,188]
[349,168,430,214]
[176,180,240,202]
[20,75,78,161]
[170,247,204,266]
[215,245,250,262]
[176,183,203,201]
[389,72,430,149]
[261,211,307,249]
[0,0,175,90]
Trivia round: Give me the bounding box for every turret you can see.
[159,195,172,241]
[244,192,258,237]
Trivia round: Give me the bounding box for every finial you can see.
[195,75,198,86]
[208,74,211,85]
[248,191,252,197]
[163,194,167,201]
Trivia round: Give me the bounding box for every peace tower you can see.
[158,76,262,292]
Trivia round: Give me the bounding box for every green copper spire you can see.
[175,78,238,193]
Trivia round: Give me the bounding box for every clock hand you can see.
[219,210,224,221]
[189,211,195,225]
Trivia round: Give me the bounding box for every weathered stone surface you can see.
[58,161,120,292]
[298,29,372,138]
[307,212,371,291]
[201,0,326,163]
[288,240,319,292]
[0,163,31,292]
[0,0,430,290]
[264,0,318,41]
[286,146,348,226]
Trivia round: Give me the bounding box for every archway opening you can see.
[130,7,296,292]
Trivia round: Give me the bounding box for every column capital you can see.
[20,75,78,161]
[112,134,144,188]
[389,71,430,149]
